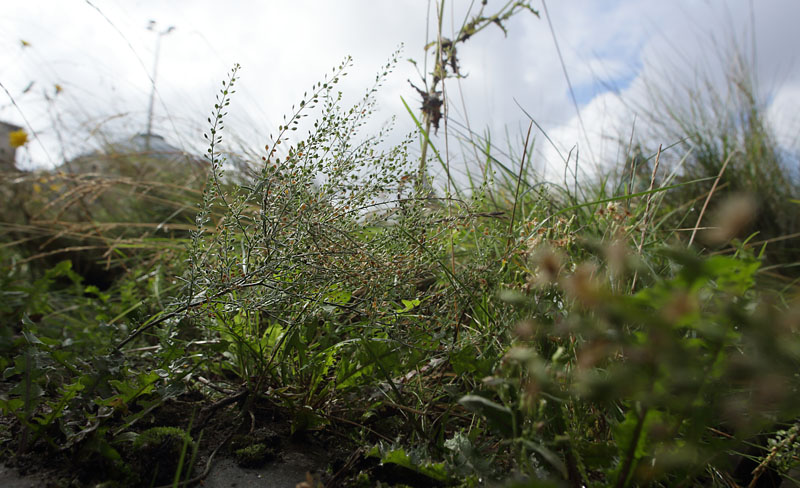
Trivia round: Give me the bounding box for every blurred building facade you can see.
[0,120,23,171]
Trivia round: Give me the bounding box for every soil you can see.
[0,389,355,488]
[0,463,48,488]
[203,451,326,488]
[1,454,329,488]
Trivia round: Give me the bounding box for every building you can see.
[64,132,207,179]
[0,120,23,171]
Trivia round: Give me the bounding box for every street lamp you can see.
[145,20,175,152]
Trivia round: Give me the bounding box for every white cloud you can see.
[1,0,797,183]
[768,82,800,154]
[508,0,800,184]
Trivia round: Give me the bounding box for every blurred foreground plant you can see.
[465,244,800,486]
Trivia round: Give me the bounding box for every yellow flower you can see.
[9,129,28,148]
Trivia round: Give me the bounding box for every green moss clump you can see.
[234,442,278,468]
[132,427,194,485]
[133,426,192,450]
[352,471,372,488]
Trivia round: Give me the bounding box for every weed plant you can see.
[171,55,491,441]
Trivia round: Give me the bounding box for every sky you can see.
[1,0,798,185]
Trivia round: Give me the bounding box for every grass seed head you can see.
[561,262,602,307]
[531,246,563,285]
[702,193,757,245]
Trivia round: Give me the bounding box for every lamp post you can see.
[145,21,175,152]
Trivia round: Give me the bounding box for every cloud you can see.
[0,0,797,181]
[507,0,800,183]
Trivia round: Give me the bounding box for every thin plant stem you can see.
[688,149,739,247]
[631,144,662,292]
[505,121,534,256]
[615,407,649,488]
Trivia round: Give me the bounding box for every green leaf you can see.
[498,289,528,306]
[459,395,515,437]
[450,346,495,377]
[10,381,43,399]
[325,286,352,305]
[21,329,44,346]
[704,256,759,295]
[521,439,567,479]
[368,445,449,482]
[0,397,25,415]
[611,408,664,482]
[86,434,122,462]
[444,432,494,476]
[396,298,420,313]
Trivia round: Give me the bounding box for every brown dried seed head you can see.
[533,247,563,284]
[577,340,611,370]
[703,193,758,245]
[661,290,697,324]
[604,240,629,275]
[561,262,601,307]
[513,320,537,340]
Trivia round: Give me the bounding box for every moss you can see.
[234,442,278,468]
[353,471,372,488]
[131,426,194,485]
[230,428,281,468]
[133,426,192,450]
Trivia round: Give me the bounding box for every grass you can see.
[1,2,799,487]
[629,38,800,272]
